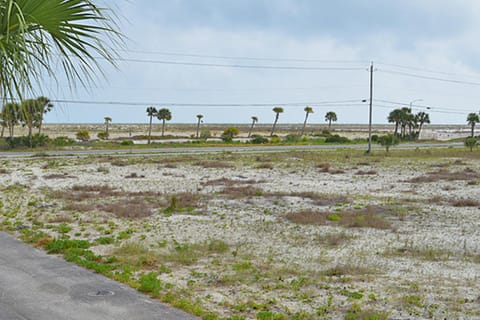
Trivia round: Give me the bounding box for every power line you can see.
[379,69,480,86]
[120,49,369,64]
[110,57,365,71]
[50,98,366,108]
[377,62,480,81]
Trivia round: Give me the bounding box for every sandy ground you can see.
[1,149,479,319]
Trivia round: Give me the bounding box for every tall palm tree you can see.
[146,107,157,144]
[36,96,53,134]
[467,113,480,137]
[325,111,337,129]
[2,102,20,138]
[196,114,204,138]
[388,109,403,136]
[20,99,42,147]
[0,0,122,101]
[415,112,430,139]
[104,117,112,140]
[270,107,284,137]
[248,116,258,138]
[157,108,172,137]
[301,106,314,136]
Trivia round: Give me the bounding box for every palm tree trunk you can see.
[28,125,33,148]
[38,119,43,134]
[472,123,475,138]
[106,123,109,140]
[162,119,166,137]
[196,119,201,138]
[248,121,255,138]
[271,114,279,137]
[394,123,399,136]
[148,116,153,144]
[328,120,332,129]
[301,113,309,136]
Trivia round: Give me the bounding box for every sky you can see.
[44,0,480,125]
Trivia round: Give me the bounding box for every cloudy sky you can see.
[46,0,480,125]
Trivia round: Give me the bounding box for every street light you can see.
[409,99,423,109]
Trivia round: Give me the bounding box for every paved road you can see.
[0,142,463,159]
[0,232,196,320]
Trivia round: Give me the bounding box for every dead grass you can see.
[101,198,155,219]
[286,206,392,230]
[384,245,453,262]
[271,191,348,206]
[255,163,273,169]
[450,198,480,207]
[355,170,378,175]
[125,172,145,179]
[322,264,377,276]
[201,178,258,187]
[43,173,76,180]
[220,186,263,197]
[408,168,480,183]
[317,162,345,174]
[193,160,234,169]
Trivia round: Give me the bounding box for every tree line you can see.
[0,97,53,146]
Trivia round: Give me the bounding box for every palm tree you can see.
[467,113,480,137]
[104,117,112,140]
[157,108,172,137]
[146,107,157,144]
[36,96,53,134]
[248,116,258,138]
[196,114,204,138]
[271,107,284,137]
[1,102,20,138]
[325,111,337,129]
[415,112,430,139]
[20,99,42,147]
[388,109,403,136]
[301,106,314,136]
[0,1,122,101]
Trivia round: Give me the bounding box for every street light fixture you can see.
[409,99,423,109]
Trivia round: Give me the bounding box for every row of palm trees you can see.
[387,107,430,140]
[145,106,338,143]
[0,97,53,144]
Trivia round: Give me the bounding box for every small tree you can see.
[467,113,480,137]
[157,108,172,137]
[196,114,204,138]
[378,134,399,153]
[76,130,90,142]
[248,116,258,138]
[104,116,112,140]
[221,127,239,142]
[271,107,284,137]
[465,137,478,151]
[301,106,314,136]
[146,106,157,144]
[325,111,337,129]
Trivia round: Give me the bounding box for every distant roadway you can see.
[0,142,463,159]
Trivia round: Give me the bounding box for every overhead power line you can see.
[110,58,365,71]
[51,99,366,108]
[120,49,369,64]
[379,69,480,86]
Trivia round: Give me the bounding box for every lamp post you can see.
[409,99,423,109]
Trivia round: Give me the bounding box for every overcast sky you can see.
[45,0,480,125]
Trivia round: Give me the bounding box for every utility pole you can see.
[367,62,374,153]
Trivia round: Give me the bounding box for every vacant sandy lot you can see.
[1,148,479,319]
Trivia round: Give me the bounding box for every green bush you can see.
[325,134,350,143]
[378,134,399,152]
[251,135,269,144]
[75,130,90,142]
[284,134,301,143]
[138,272,163,294]
[465,137,478,151]
[221,127,239,142]
[97,131,109,140]
[120,140,134,146]
[45,239,91,254]
[371,134,379,142]
[52,136,75,147]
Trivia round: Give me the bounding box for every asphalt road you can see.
[0,142,463,159]
[0,232,196,320]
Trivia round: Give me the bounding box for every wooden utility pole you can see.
[367,62,374,153]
